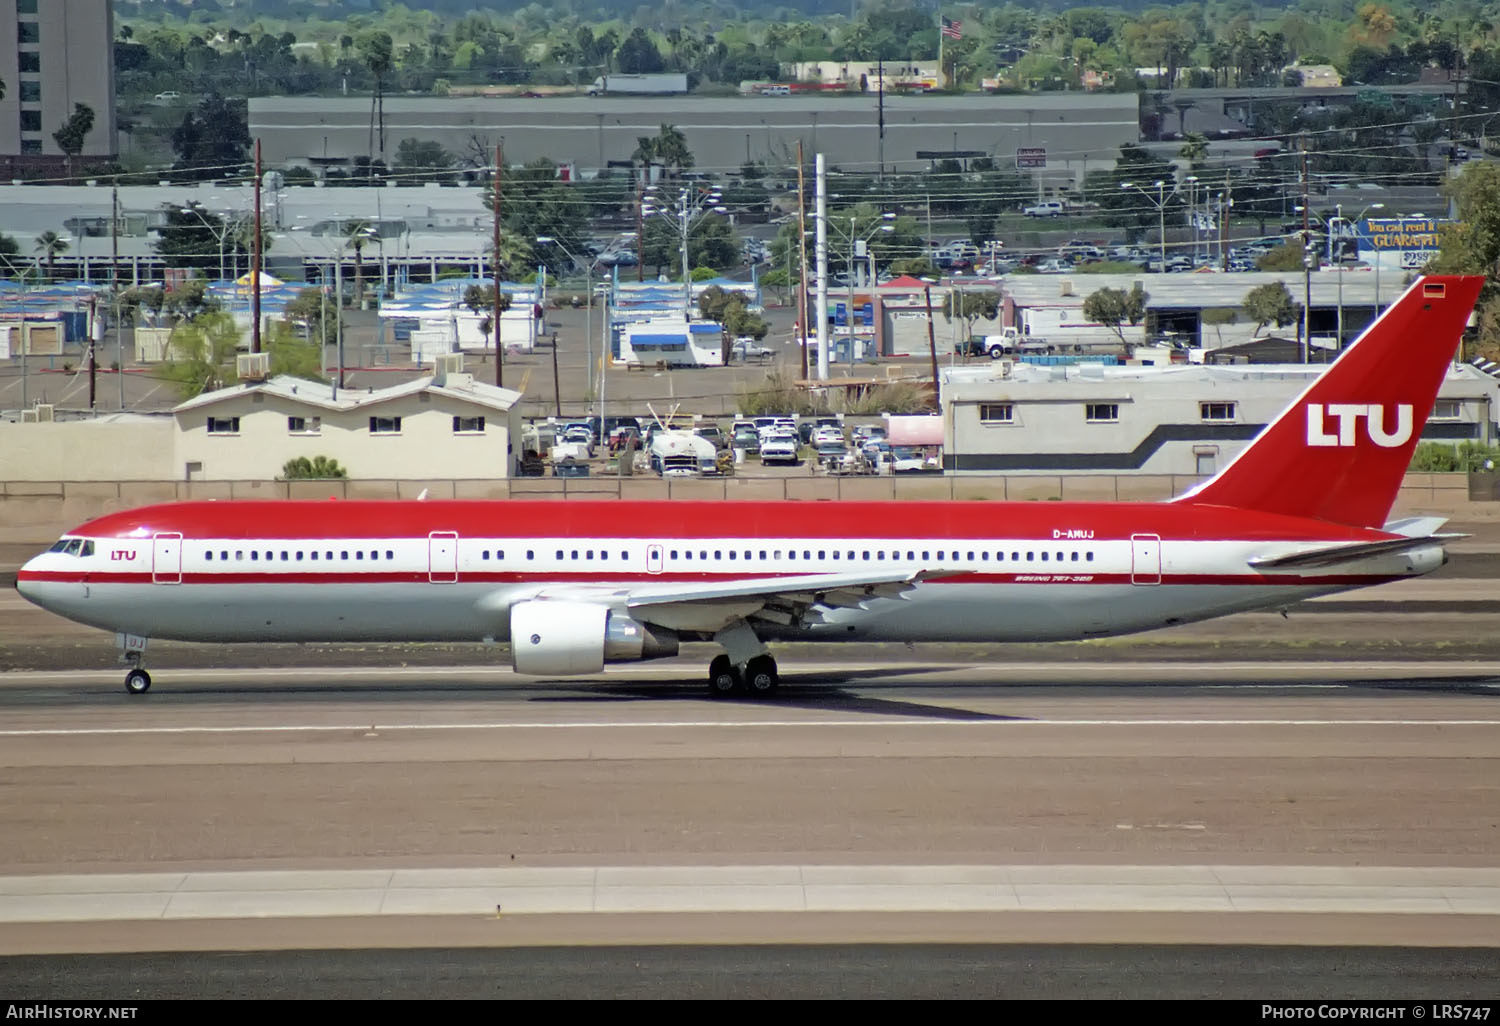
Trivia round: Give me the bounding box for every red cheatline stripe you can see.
[18,571,1404,587]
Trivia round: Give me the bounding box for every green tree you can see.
[0,232,20,277]
[1243,281,1300,335]
[1255,241,1309,272]
[1429,162,1500,359]
[283,287,338,348]
[464,283,512,337]
[170,94,250,180]
[34,230,68,283]
[942,289,1002,346]
[163,310,241,399]
[394,138,455,183]
[51,102,94,180]
[282,456,348,480]
[698,284,769,364]
[1201,307,1239,346]
[1081,284,1149,349]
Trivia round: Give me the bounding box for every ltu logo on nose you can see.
[1306,403,1413,447]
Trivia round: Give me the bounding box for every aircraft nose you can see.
[16,556,45,606]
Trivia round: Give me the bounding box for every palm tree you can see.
[654,124,694,179]
[343,220,376,302]
[357,31,394,169]
[35,230,68,283]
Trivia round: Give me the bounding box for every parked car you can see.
[153,91,181,101]
[1023,200,1066,218]
[731,428,760,454]
[1036,258,1073,273]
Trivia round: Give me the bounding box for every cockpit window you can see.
[49,539,70,553]
[80,541,94,557]
[64,539,83,556]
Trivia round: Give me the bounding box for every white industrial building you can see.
[940,359,1499,475]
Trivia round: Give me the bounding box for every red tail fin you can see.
[1179,274,1484,528]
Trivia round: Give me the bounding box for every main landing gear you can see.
[705,620,779,698]
[706,654,779,697]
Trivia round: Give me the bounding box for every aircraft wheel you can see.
[743,655,779,696]
[124,669,152,695]
[707,655,741,697]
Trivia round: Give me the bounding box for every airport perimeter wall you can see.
[0,473,1490,543]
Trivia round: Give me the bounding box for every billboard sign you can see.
[1015,147,1046,169]
[1356,217,1444,253]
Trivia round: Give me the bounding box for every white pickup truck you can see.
[1023,200,1066,218]
[731,338,774,363]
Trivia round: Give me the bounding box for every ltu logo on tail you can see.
[1305,403,1413,448]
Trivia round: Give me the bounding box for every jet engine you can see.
[509,600,678,676]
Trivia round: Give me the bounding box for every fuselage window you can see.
[876,551,883,561]
[937,550,945,561]
[729,551,737,560]
[1087,552,1094,562]
[804,550,811,559]
[556,550,563,560]
[1012,552,1019,561]
[571,550,579,560]
[63,539,83,556]
[206,550,214,562]
[356,551,363,561]
[482,550,490,561]
[760,550,767,560]
[48,540,68,553]
[774,550,782,560]
[981,552,989,561]
[967,551,975,561]
[1056,551,1063,561]
[325,551,333,561]
[831,551,839,561]
[251,551,259,561]
[715,550,722,560]
[586,550,594,560]
[923,551,930,560]
[818,550,826,560]
[341,551,348,560]
[684,551,693,561]
[527,550,534,560]
[235,550,243,561]
[387,550,394,560]
[1027,552,1034,561]
[907,550,915,560]
[700,550,707,559]
[1071,551,1079,561]
[296,551,304,561]
[670,549,678,560]
[311,551,318,561]
[1041,552,1048,561]
[221,550,228,561]
[848,550,856,560]
[495,550,502,561]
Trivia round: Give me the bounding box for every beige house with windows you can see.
[172,365,523,482]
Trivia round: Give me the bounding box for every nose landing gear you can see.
[119,635,151,695]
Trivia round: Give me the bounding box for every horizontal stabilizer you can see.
[1248,535,1457,570]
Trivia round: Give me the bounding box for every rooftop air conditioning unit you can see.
[34,403,54,422]
[435,352,464,375]
[236,353,271,381]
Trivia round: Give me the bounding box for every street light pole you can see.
[1122,180,1169,268]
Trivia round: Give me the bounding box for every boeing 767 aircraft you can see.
[16,275,1485,697]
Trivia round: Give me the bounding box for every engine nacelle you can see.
[509,600,678,676]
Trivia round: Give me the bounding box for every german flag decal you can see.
[1424,282,1447,298]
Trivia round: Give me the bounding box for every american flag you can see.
[940,16,963,39]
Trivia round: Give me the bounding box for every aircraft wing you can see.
[619,569,952,634]
[1248,534,1462,570]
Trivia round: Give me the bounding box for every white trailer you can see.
[588,73,689,96]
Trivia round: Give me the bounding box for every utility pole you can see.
[1300,134,1311,364]
[796,140,810,382]
[252,139,263,355]
[87,295,97,411]
[815,152,829,381]
[924,285,940,406]
[492,143,504,388]
[112,177,123,410]
[635,180,645,283]
[876,58,885,185]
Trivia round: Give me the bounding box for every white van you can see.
[761,85,791,96]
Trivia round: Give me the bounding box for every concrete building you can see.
[0,0,116,178]
[171,363,523,482]
[940,360,1498,475]
[248,93,1140,179]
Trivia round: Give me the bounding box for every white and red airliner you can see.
[17,275,1485,697]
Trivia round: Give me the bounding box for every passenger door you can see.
[428,531,459,584]
[151,532,182,585]
[1130,534,1161,586]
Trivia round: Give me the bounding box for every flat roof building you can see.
[0,0,116,178]
[249,93,1140,180]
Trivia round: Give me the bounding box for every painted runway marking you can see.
[3,718,1500,738]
